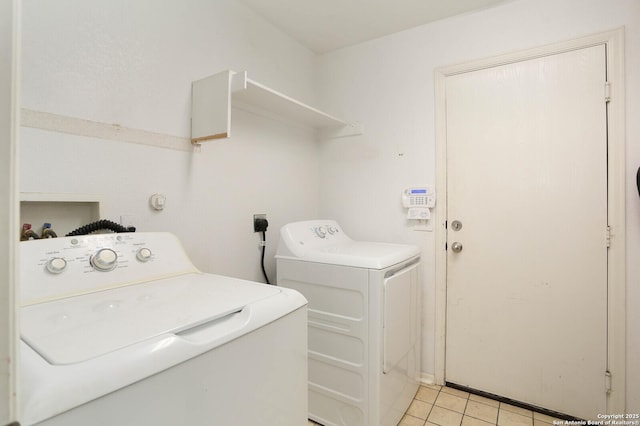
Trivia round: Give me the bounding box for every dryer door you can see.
[383,261,418,373]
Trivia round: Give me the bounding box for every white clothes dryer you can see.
[20,232,307,426]
[276,220,421,426]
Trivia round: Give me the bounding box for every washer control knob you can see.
[314,226,327,238]
[91,248,118,271]
[46,257,67,274]
[136,248,152,262]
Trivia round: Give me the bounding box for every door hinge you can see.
[606,226,611,248]
[605,370,612,394]
[605,82,611,103]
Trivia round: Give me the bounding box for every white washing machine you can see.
[276,220,421,426]
[19,232,307,426]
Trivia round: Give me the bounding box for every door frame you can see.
[0,0,20,423]
[433,28,626,413]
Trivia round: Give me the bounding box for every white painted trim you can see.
[20,109,193,152]
[603,28,626,415]
[419,372,437,386]
[433,68,447,387]
[0,0,20,423]
[433,28,626,413]
[10,4,20,421]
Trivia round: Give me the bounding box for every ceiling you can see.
[239,0,511,54]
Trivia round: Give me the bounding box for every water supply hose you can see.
[41,222,58,238]
[20,223,40,240]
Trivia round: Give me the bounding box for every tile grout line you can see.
[320,385,563,426]
[400,385,561,426]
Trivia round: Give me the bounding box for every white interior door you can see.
[445,45,608,419]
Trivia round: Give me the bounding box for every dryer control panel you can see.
[277,220,353,256]
[310,223,342,240]
[275,220,420,269]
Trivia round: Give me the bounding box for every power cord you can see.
[260,230,271,285]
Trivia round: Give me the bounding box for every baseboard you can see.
[418,372,438,386]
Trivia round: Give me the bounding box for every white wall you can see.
[20,0,322,283]
[317,0,640,411]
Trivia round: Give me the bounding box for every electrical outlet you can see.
[253,214,268,232]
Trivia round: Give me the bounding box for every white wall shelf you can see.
[190,70,362,144]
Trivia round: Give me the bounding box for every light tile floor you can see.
[307,384,564,426]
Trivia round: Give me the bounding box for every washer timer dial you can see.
[46,257,67,274]
[90,248,118,271]
[136,248,152,262]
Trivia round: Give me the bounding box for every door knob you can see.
[451,242,463,253]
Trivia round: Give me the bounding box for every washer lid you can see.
[284,241,420,269]
[21,273,280,365]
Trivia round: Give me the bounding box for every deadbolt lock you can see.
[451,220,463,231]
